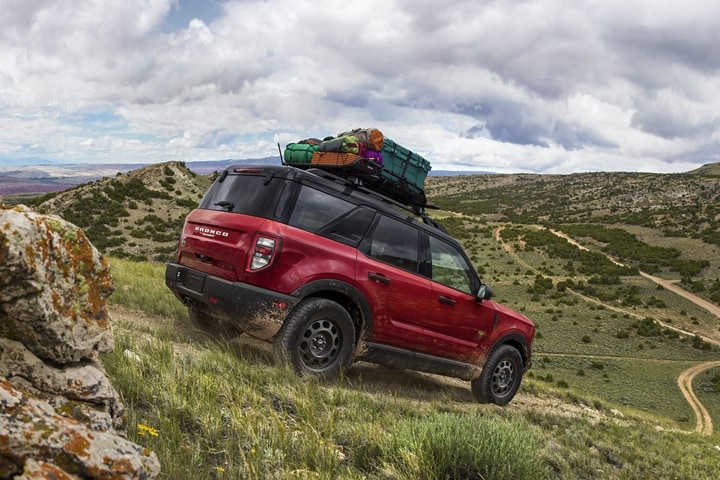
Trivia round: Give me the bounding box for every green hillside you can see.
[32,161,213,261]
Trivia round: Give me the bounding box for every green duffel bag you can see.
[284,142,320,164]
[318,135,363,155]
[381,138,432,188]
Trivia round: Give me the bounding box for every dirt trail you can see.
[678,361,720,436]
[495,225,720,435]
[639,272,720,319]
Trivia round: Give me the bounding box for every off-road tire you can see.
[471,345,523,405]
[273,298,355,381]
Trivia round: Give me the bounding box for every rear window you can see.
[199,172,280,218]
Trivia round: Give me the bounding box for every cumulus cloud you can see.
[0,0,719,173]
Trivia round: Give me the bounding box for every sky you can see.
[1,0,720,174]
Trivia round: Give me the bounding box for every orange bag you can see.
[310,151,362,167]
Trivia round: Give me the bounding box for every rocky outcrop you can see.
[0,203,160,479]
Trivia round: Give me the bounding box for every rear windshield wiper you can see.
[214,200,234,211]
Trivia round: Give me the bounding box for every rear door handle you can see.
[368,272,391,285]
[438,296,456,306]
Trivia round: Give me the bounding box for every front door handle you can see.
[368,272,391,285]
[438,296,456,306]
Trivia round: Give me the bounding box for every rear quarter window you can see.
[288,186,374,246]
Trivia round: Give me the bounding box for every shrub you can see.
[692,336,712,351]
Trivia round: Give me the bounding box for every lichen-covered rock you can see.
[0,204,160,479]
[0,205,114,364]
[0,338,125,431]
[0,379,160,480]
[14,458,81,480]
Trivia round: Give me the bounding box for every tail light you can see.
[247,234,280,272]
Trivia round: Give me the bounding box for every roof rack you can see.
[305,168,447,233]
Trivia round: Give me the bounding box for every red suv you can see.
[165,165,534,405]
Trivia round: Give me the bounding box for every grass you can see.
[105,322,550,479]
[531,356,697,426]
[108,257,187,321]
[102,211,720,479]
[104,306,720,479]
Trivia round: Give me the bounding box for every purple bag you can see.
[364,150,383,165]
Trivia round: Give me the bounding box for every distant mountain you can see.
[0,158,280,197]
[429,170,496,176]
[185,157,280,174]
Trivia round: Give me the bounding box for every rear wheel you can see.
[188,304,241,339]
[274,298,355,381]
[471,345,523,405]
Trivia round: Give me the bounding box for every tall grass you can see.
[380,412,547,479]
[108,256,187,321]
[105,328,550,479]
[103,316,720,479]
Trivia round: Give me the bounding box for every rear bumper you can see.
[165,263,300,339]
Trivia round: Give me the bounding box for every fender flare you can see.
[291,279,375,339]
[487,332,533,371]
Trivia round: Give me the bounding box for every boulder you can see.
[0,204,160,479]
[0,205,114,363]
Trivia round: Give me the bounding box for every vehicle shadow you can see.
[200,332,477,405]
[342,362,476,404]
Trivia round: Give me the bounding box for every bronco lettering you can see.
[195,226,229,237]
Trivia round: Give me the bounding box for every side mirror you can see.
[477,284,493,301]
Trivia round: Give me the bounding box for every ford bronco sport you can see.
[165,164,534,405]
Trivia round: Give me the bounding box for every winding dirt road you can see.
[678,361,720,436]
[494,225,720,435]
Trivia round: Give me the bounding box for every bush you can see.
[692,336,712,351]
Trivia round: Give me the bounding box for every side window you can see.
[429,236,475,294]
[318,207,375,246]
[288,186,355,233]
[362,215,419,273]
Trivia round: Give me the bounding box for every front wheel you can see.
[273,298,355,381]
[471,345,523,405]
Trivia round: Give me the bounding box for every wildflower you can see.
[215,467,225,473]
[137,424,159,437]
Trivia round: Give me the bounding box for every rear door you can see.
[355,215,432,350]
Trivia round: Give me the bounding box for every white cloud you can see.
[0,0,719,173]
